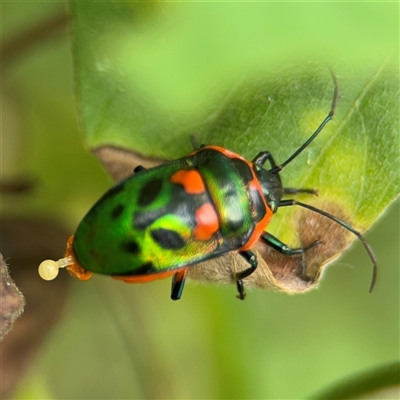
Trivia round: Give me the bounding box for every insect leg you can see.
[261,232,321,255]
[189,134,206,150]
[278,199,378,292]
[252,152,282,185]
[252,151,277,168]
[253,152,317,195]
[236,250,258,300]
[133,165,146,173]
[170,268,189,300]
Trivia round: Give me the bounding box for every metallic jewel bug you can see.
[39,74,377,300]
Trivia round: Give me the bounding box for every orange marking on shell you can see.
[190,145,272,250]
[112,267,188,284]
[65,235,94,281]
[200,145,253,166]
[171,169,205,194]
[241,207,273,250]
[193,203,220,241]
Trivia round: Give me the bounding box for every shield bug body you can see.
[39,75,377,300]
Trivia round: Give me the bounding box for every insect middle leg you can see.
[261,232,321,255]
[234,224,320,300]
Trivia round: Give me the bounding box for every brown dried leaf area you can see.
[95,145,357,294]
[189,203,354,293]
[93,145,165,182]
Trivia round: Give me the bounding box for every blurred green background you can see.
[2,2,398,399]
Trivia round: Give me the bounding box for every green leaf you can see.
[309,361,400,399]
[71,1,212,157]
[71,2,399,161]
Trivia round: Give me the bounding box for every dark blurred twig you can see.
[2,11,69,69]
[0,254,25,339]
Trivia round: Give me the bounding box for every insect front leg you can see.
[170,268,189,300]
[189,134,206,150]
[252,151,282,185]
[236,250,258,300]
[252,151,277,168]
[261,232,321,255]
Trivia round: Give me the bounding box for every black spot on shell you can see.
[231,158,254,184]
[138,178,163,207]
[111,204,124,219]
[114,262,156,277]
[133,209,162,230]
[151,228,186,250]
[134,262,155,275]
[250,188,267,223]
[101,182,125,202]
[121,240,140,254]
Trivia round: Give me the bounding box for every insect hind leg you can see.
[235,250,258,300]
[170,268,189,300]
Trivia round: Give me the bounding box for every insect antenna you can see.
[278,199,378,292]
[270,71,339,174]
